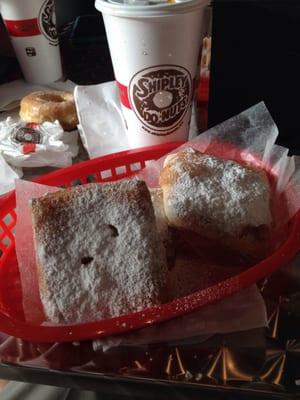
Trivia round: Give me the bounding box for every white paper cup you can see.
[95,0,209,148]
[0,0,63,84]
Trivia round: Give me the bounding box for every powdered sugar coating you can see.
[160,148,272,238]
[31,178,167,324]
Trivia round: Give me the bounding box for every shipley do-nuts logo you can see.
[38,0,58,45]
[129,65,192,135]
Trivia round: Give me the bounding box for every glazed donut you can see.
[19,90,79,131]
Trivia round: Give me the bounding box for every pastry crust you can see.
[31,179,167,324]
[20,90,78,131]
[159,147,273,257]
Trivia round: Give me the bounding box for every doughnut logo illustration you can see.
[12,126,41,144]
[129,65,192,135]
[38,0,58,45]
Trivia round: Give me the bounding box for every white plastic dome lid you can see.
[95,0,209,18]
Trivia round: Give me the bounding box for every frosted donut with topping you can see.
[20,90,78,131]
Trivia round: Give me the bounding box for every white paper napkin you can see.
[75,82,128,158]
[75,81,199,159]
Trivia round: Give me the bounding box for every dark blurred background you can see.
[1,0,299,153]
[54,0,97,28]
[209,0,300,154]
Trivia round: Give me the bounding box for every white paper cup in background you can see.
[95,0,209,149]
[0,0,63,84]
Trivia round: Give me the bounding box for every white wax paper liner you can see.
[15,180,60,324]
[138,101,300,224]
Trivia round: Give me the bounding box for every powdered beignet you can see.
[31,179,167,324]
[159,148,273,257]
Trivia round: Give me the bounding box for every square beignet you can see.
[31,178,167,324]
[159,147,273,257]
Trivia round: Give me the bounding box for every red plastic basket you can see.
[0,142,300,343]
